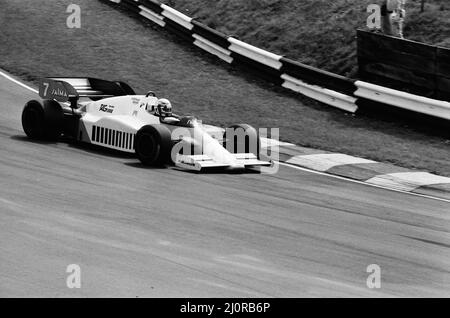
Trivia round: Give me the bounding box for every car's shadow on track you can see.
[12,135,264,174]
[65,139,136,159]
[170,167,262,175]
[10,135,58,145]
[124,163,262,174]
[124,162,168,170]
[11,134,135,159]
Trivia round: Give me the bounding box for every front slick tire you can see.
[21,100,63,140]
[135,124,172,166]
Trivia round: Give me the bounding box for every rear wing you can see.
[38,77,136,103]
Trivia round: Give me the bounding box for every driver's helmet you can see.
[155,98,172,117]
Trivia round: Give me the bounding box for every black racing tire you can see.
[135,124,172,166]
[22,100,45,139]
[21,100,63,140]
[223,124,260,159]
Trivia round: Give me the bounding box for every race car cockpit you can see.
[143,93,199,127]
[143,93,180,124]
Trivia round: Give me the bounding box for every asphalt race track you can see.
[0,75,449,297]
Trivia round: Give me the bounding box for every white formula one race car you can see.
[21,77,271,171]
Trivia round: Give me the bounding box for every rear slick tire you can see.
[21,100,63,140]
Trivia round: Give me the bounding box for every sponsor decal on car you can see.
[39,79,77,102]
[99,104,114,113]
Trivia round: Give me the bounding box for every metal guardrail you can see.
[138,5,165,26]
[103,0,359,113]
[104,0,450,121]
[283,75,358,113]
[280,57,357,96]
[355,81,450,120]
[160,4,193,30]
[193,34,233,63]
[228,37,283,70]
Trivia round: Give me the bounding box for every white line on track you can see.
[277,161,450,204]
[1,69,449,204]
[0,70,38,94]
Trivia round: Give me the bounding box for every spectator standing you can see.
[391,0,407,38]
[381,1,394,35]
[382,0,407,38]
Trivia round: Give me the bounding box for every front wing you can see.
[175,153,272,171]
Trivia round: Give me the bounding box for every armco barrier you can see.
[139,5,165,26]
[282,75,358,112]
[191,20,230,50]
[121,0,141,13]
[191,20,233,63]
[141,0,163,14]
[192,34,233,64]
[228,37,284,84]
[354,81,450,120]
[103,0,358,112]
[231,53,284,85]
[160,4,193,31]
[228,37,283,70]
[160,4,193,41]
[281,57,357,96]
[103,0,450,121]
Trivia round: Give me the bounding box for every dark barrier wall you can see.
[437,47,450,101]
[357,29,450,101]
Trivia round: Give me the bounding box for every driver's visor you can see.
[159,105,171,113]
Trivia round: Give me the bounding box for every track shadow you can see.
[171,166,262,175]
[124,162,261,174]
[124,162,168,170]
[12,134,137,159]
[10,135,58,145]
[13,134,266,174]
[65,139,136,159]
